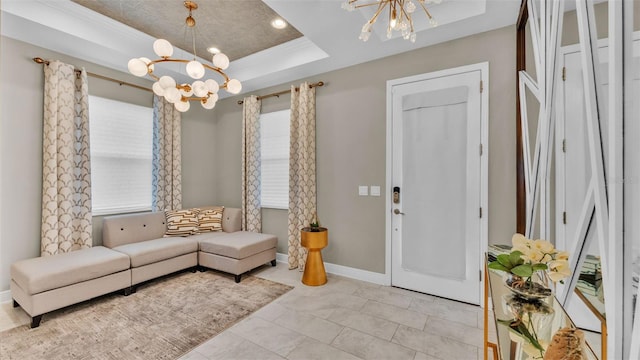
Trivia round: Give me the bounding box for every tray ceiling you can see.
[1,0,522,96]
[70,0,303,61]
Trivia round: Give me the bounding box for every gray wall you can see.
[0,36,218,292]
[562,3,640,46]
[0,24,519,292]
[2,2,636,295]
[213,25,518,274]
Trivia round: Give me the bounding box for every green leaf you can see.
[515,322,546,353]
[488,262,510,272]
[509,251,524,266]
[497,319,545,355]
[532,263,548,272]
[497,254,513,269]
[511,264,533,277]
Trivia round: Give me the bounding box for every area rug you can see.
[0,270,292,359]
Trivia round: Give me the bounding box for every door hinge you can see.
[479,207,483,218]
[480,80,484,93]
[480,270,482,282]
[562,66,566,81]
[562,139,566,153]
[563,211,567,224]
[479,144,483,156]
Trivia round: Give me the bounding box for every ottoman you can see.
[198,231,277,283]
[10,246,131,328]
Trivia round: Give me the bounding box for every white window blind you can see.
[89,96,153,216]
[260,109,290,209]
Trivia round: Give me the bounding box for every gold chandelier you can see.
[342,0,440,43]
[127,1,241,112]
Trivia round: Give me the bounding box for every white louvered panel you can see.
[260,110,291,209]
[89,96,153,216]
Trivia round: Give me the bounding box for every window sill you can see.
[261,206,288,211]
[92,207,152,217]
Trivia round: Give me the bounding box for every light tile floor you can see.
[182,264,497,360]
[0,299,30,332]
[0,263,602,359]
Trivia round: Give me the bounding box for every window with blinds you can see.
[89,96,153,216]
[260,109,290,209]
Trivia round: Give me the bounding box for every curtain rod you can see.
[33,57,152,93]
[237,81,325,105]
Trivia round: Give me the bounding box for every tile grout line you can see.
[228,322,303,359]
[329,327,367,360]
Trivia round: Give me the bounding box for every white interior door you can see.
[389,64,487,305]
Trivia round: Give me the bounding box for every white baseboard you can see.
[0,289,12,304]
[275,252,387,285]
[275,253,289,264]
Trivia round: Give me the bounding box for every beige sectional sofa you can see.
[11,207,277,328]
[103,206,277,285]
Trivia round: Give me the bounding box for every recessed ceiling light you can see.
[207,47,220,54]
[271,18,287,29]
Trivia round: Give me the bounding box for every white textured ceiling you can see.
[1,0,521,97]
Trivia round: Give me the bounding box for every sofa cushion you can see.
[197,206,224,233]
[199,231,277,260]
[102,212,167,248]
[113,237,199,268]
[199,206,241,233]
[11,246,130,295]
[165,209,199,237]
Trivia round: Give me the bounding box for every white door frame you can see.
[384,62,489,305]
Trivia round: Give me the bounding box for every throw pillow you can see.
[164,208,199,237]
[198,206,224,233]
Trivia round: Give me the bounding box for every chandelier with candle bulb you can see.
[127,1,241,112]
[342,0,440,43]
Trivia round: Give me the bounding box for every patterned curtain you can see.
[288,82,317,270]
[152,95,182,211]
[241,96,262,232]
[41,60,92,256]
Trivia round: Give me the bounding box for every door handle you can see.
[393,209,405,215]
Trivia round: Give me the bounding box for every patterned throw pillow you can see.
[197,206,224,233]
[164,208,199,237]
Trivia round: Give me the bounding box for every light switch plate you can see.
[370,186,381,196]
[359,186,368,196]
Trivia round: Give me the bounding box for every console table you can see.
[484,258,599,360]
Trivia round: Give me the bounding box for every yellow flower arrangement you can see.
[490,233,571,284]
[491,234,571,359]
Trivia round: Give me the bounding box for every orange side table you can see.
[301,227,328,286]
